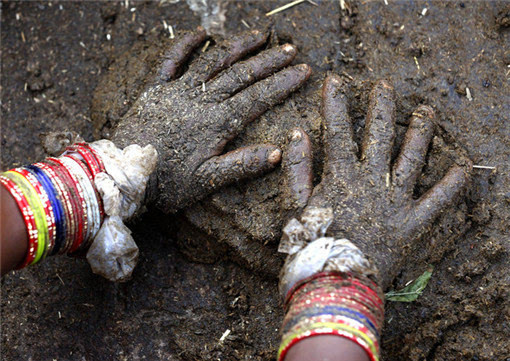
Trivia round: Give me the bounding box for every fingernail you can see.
[297,64,312,77]
[268,149,282,164]
[328,74,341,84]
[291,129,302,141]
[415,105,435,119]
[282,44,297,53]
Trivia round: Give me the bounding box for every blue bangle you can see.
[26,165,66,256]
[282,304,380,339]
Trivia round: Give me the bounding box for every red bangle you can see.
[0,175,38,268]
[45,158,87,253]
[11,168,56,257]
[48,157,88,253]
[76,142,106,173]
[66,145,101,178]
[43,160,78,254]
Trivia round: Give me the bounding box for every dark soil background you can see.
[1,1,509,360]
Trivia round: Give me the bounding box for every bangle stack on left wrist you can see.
[0,143,106,268]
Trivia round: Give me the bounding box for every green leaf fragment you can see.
[385,266,434,302]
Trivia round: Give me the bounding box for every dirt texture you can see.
[1,1,509,361]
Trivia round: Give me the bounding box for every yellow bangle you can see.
[3,171,48,264]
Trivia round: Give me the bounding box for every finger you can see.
[281,128,313,213]
[182,29,268,88]
[219,64,312,143]
[159,27,207,81]
[361,80,396,180]
[392,105,435,200]
[409,163,472,232]
[321,74,359,176]
[202,44,298,102]
[196,145,282,193]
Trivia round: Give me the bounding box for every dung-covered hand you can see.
[112,27,311,213]
[282,75,472,290]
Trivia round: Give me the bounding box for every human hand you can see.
[281,75,472,290]
[111,27,311,213]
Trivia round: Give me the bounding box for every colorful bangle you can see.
[61,155,101,253]
[45,158,84,254]
[2,141,109,269]
[25,165,66,256]
[0,175,38,268]
[78,142,106,173]
[77,142,106,221]
[65,144,105,222]
[2,171,48,264]
[12,167,56,258]
[278,272,384,361]
[66,145,102,177]
[49,157,89,253]
[33,162,73,254]
[59,156,93,247]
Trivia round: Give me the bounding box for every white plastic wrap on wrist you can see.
[278,207,379,299]
[86,140,158,282]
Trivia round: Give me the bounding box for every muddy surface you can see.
[1,1,509,360]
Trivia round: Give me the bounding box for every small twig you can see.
[56,274,65,285]
[201,40,211,53]
[341,71,354,80]
[266,0,307,16]
[219,329,231,343]
[414,56,420,70]
[466,87,473,101]
[473,165,496,170]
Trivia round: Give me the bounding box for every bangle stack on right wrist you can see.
[277,207,384,361]
[279,271,384,361]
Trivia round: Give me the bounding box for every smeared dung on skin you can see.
[94,30,472,284]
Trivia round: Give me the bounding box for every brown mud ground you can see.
[1,1,509,360]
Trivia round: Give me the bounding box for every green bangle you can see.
[4,171,48,264]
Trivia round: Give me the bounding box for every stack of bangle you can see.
[0,143,106,269]
[278,272,384,361]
